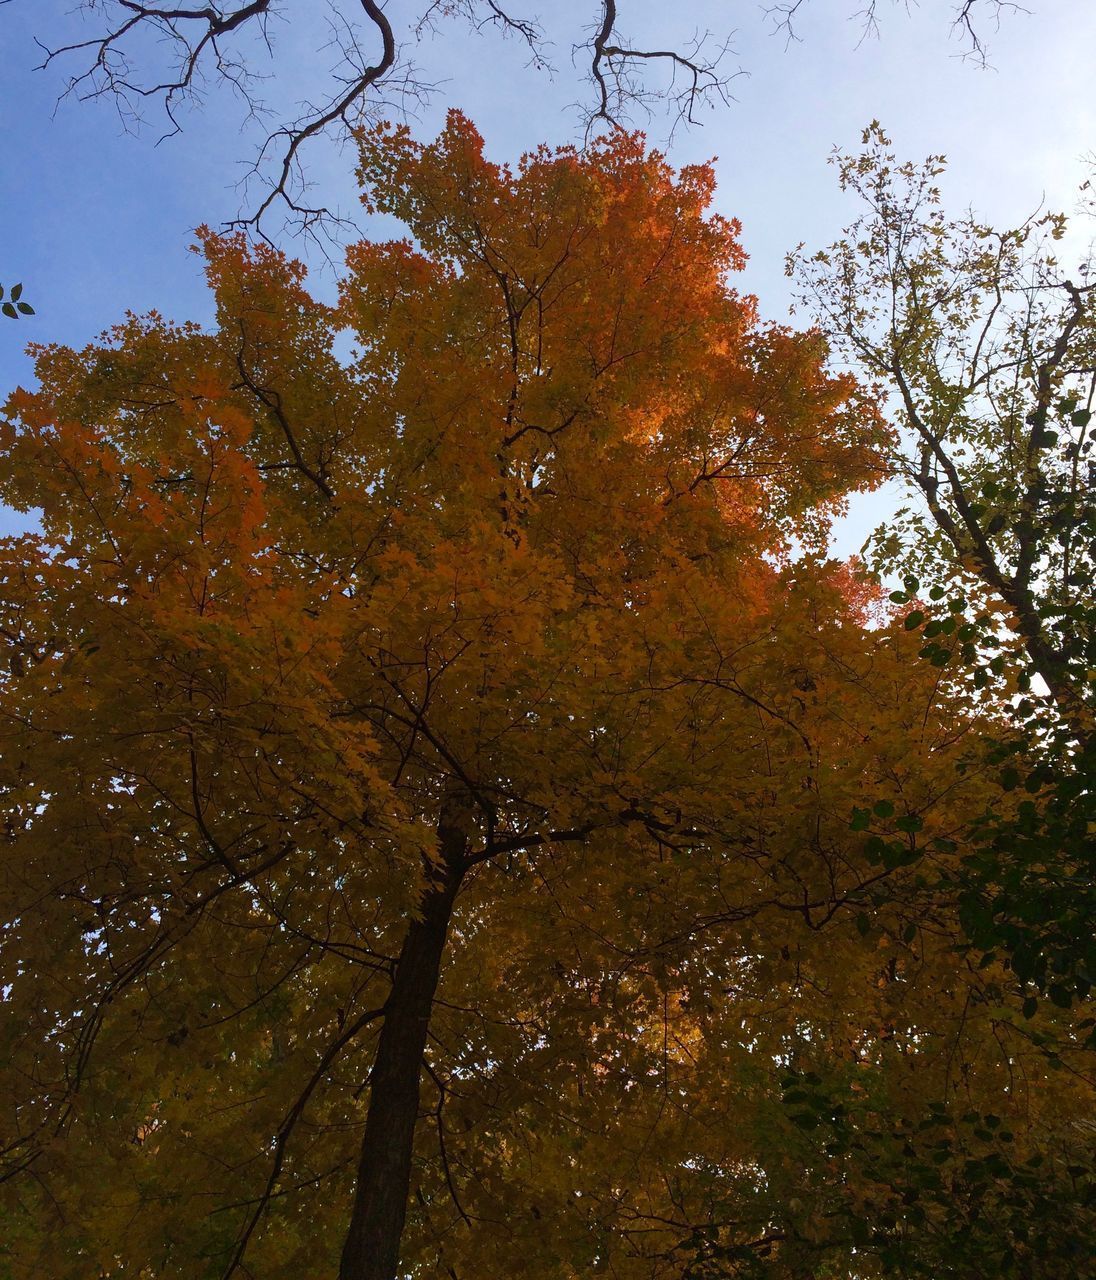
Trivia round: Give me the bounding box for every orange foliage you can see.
[0,115,1079,1280]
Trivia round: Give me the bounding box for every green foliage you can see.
[952,732,1096,1023]
[779,1077,1096,1280]
[792,124,1096,734]
[0,283,34,319]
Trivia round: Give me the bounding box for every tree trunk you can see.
[338,818,467,1280]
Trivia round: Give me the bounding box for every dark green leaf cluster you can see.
[953,733,1096,1024]
[0,283,34,319]
[681,1068,1095,1280]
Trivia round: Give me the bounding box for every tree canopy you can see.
[0,113,1092,1280]
[790,123,1095,739]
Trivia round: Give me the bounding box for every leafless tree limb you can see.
[587,0,739,138]
[766,0,1028,65]
[21,2,1032,240]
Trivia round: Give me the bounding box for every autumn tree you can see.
[1,114,1090,1280]
[790,123,1095,735]
[785,129,1096,1276]
[790,127,1095,986]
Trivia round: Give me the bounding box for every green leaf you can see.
[1022,996,1038,1019]
[10,283,22,302]
[904,610,925,630]
[16,302,34,316]
[782,1089,812,1105]
[2,303,17,320]
[865,834,888,863]
[873,800,895,818]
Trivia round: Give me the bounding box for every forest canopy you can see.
[0,112,1092,1280]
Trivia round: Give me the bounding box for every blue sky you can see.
[2,1,1094,547]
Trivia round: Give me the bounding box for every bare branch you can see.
[766,0,1028,64]
[228,0,397,238]
[21,2,1030,238]
[587,0,740,137]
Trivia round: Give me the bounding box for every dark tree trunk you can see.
[338,819,467,1280]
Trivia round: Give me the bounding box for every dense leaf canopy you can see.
[0,115,1091,1279]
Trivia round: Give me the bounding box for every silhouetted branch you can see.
[23,2,1029,237]
[767,0,1027,64]
[588,0,739,137]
